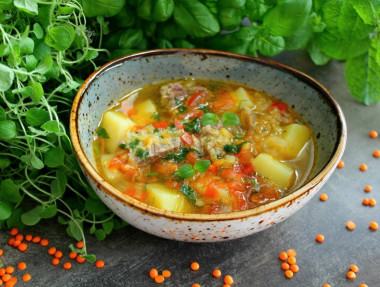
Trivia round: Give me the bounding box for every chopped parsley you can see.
[180,184,200,206]
[136,148,149,160]
[153,128,160,133]
[129,139,139,150]
[96,127,109,139]
[183,118,201,133]
[151,112,161,121]
[177,164,195,179]
[199,105,210,113]
[147,172,159,177]
[174,98,188,114]
[224,142,246,154]
[119,143,127,150]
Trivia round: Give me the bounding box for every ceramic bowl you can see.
[70,49,346,242]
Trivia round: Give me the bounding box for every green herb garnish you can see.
[224,142,246,154]
[200,113,219,126]
[180,184,200,206]
[147,172,159,177]
[129,139,139,150]
[174,98,188,114]
[194,160,211,173]
[183,118,201,133]
[151,112,161,121]
[199,105,211,113]
[177,164,195,179]
[136,148,149,160]
[119,143,127,149]
[222,112,240,126]
[96,128,110,139]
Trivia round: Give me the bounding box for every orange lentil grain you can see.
[373,150,380,158]
[320,193,328,201]
[149,269,158,279]
[224,275,234,285]
[369,130,378,138]
[15,234,23,241]
[286,249,297,257]
[0,279,2,286]
[360,164,368,171]
[288,256,296,265]
[0,269,5,276]
[323,285,331,287]
[285,270,294,279]
[9,228,18,236]
[281,263,290,270]
[76,256,85,264]
[316,234,325,243]
[364,185,372,192]
[223,285,231,287]
[162,270,171,278]
[370,221,378,230]
[337,160,344,168]
[22,274,31,282]
[346,221,356,230]
[154,275,165,284]
[17,262,26,271]
[69,251,77,259]
[369,198,376,206]
[40,239,49,247]
[5,267,14,275]
[290,264,299,273]
[212,269,222,278]
[52,258,60,266]
[191,262,200,271]
[192,284,200,287]
[63,262,72,270]
[350,264,359,273]
[7,239,14,246]
[279,252,288,261]
[18,243,27,252]
[0,249,3,256]
[54,251,63,259]
[32,236,41,243]
[95,260,105,269]
[360,284,368,287]
[76,241,84,249]
[347,271,356,279]
[2,274,10,283]
[13,241,21,247]
[363,198,369,205]
[25,235,32,242]
[48,247,57,255]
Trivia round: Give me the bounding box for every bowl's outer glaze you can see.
[70,49,346,242]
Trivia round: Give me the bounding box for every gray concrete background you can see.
[1,51,380,286]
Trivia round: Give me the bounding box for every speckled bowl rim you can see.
[70,49,347,222]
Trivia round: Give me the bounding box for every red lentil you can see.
[154,275,165,284]
[224,275,234,285]
[48,247,57,255]
[52,258,60,266]
[18,243,27,252]
[279,252,288,261]
[347,271,356,279]
[346,221,356,230]
[287,256,296,265]
[369,130,378,138]
[369,198,376,206]
[350,265,359,273]
[286,249,296,257]
[149,269,158,279]
[15,234,23,241]
[360,164,368,171]
[281,263,290,270]
[95,260,105,269]
[69,251,77,259]
[191,262,200,271]
[17,262,26,271]
[364,185,372,192]
[9,228,18,236]
[40,239,49,247]
[290,264,299,273]
[363,198,369,205]
[212,269,222,278]
[25,235,32,242]
[370,221,378,230]
[285,270,293,278]
[5,267,14,274]
[373,150,380,158]
[162,270,171,278]
[63,262,72,270]
[22,274,31,282]
[316,234,325,243]
[337,160,344,168]
[320,193,328,201]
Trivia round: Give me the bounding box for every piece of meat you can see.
[200,126,233,161]
[160,83,187,110]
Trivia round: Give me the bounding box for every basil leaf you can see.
[194,160,211,173]
[177,164,195,178]
[180,184,199,206]
[222,112,240,126]
[96,127,110,139]
[252,33,285,56]
[200,113,219,126]
[136,148,149,160]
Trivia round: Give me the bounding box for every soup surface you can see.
[93,78,316,214]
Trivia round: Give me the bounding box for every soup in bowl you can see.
[70,49,346,242]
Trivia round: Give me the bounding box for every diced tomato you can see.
[153,161,178,175]
[271,102,288,112]
[204,182,225,198]
[174,118,184,130]
[229,189,248,211]
[187,109,204,119]
[212,90,236,112]
[250,186,279,207]
[187,90,205,108]
[240,163,255,176]
[124,187,135,196]
[124,187,148,201]
[108,155,123,169]
[180,132,194,146]
[153,121,168,129]
[132,126,145,132]
[219,168,239,180]
[208,164,219,173]
[118,165,137,176]
[186,152,199,165]
[127,109,136,117]
[236,148,251,165]
[165,179,181,190]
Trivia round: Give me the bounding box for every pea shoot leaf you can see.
[0,179,22,204]
[68,219,83,241]
[6,208,25,230]
[41,120,60,132]
[14,0,38,14]
[200,113,219,126]
[0,121,17,140]
[0,201,12,220]
[0,63,14,92]
[44,146,65,168]
[102,221,114,234]
[85,198,109,216]
[40,205,58,218]
[45,24,75,51]
[0,106,5,121]
[25,108,49,126]
[95,229,106,241]
[222,112,240,126]
[21,206,43,226]
[177,164,195,178]
[194,160,211,173]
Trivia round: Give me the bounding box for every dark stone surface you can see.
[1,51,380,287]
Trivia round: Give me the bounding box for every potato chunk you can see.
[136,99,157,118]
[252,153,295,189]
[282,124,311,159]
[232,87,254,108]
[102,111,135,153]
[146,183,190,213]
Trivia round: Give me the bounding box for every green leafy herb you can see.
[200,113,219,126]
[174,97,188,114]
[180,184,200,206]
[199,105,211,113]
[136,148,149,160]
[119,143,127,149]
[222,112,240,126]
[96,127,110,139]
[194,160,211,173]
[151,112,161,121]
[224,142,246,154]
[164,147,192,162]
[177,164,195,178]
[184,118,201,133]
[129,139,139,150]
[147,172,159,177]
